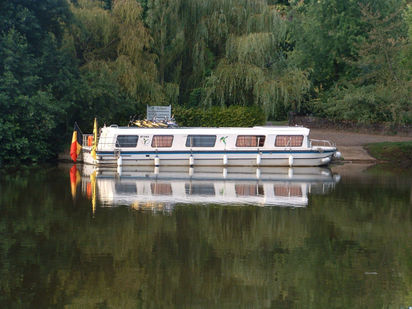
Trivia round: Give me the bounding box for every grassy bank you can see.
[365,142,412,168]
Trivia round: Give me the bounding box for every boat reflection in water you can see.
[79,165,340,212]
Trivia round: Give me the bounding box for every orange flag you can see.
[70,123,82,162]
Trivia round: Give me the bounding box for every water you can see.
[1,164,411,308]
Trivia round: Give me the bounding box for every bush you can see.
[172,105,266,127]
[316,83,412,125]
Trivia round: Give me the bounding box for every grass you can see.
[365,141,412,168]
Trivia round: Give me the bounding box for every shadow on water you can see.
[0,164,412,308]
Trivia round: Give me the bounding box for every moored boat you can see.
[77,124,340,167]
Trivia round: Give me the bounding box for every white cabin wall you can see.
[99,127,116,151]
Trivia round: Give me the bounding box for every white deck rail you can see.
[310,139,335,147]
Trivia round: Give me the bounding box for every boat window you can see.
[152,135,173,148]
[275,135,303,147]
[116,135,139,148]
[236,135,265,147]
[185,135,216,147]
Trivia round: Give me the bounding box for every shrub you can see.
[172,105,266,127]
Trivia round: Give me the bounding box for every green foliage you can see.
[0,1,76,165]
[365,141,412,167]
[320,83,410,124]
[173,105,265,127]
[289,0,367,87]
[203,61,310,120]
[69,0,163,105]
[317,2,411,125]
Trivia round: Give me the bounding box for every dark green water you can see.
[1,165,412,308]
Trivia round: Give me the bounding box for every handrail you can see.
[82,134,93,147]
[310,139,335,147]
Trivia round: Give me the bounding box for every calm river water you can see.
[1,164,411,308]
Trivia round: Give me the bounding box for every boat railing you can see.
[310,139,335,147]
[82,134,94,148]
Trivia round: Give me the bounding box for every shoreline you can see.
[309,128,412,163]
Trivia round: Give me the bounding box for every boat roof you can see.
[101,125,310,135]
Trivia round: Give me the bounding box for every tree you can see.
[68,0,164,126]
[201,2,310,119]
[0,0,77,165]
[321,2,411,124]
[289,0,367,89]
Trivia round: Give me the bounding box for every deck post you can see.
[223,154,228,165]
[256,153,261,166]
[288,155,293,167]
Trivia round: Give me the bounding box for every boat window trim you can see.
[151,135,174,148]
[275,135,304,147]
[115,135,139,148]
[235,135,266,147]
[185,135,217,147]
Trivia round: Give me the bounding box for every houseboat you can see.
[80,125,340,167]
[79,166,340,210]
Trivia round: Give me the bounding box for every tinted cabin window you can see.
[116,135,139,147]
[236,135,265,147]
[152,135,173,148]
[185,135,216,147]
[275,135,303,147]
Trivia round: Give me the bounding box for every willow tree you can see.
[201,3,310,119]
[68,0,163,125]
[146,0,184,104]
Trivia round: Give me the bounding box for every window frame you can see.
[274,135,304,147]
[235,135,266,147]
[151,135,174,148]
[115,135,139,148]
[185,135,217,147]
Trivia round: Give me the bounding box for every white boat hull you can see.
[82,149,335,167]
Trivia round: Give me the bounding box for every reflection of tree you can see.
[1,169,412,307]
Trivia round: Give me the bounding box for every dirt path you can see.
[310,129,412,162]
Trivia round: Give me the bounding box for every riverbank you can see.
[309,129,412,163]
[365,142,412,168]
